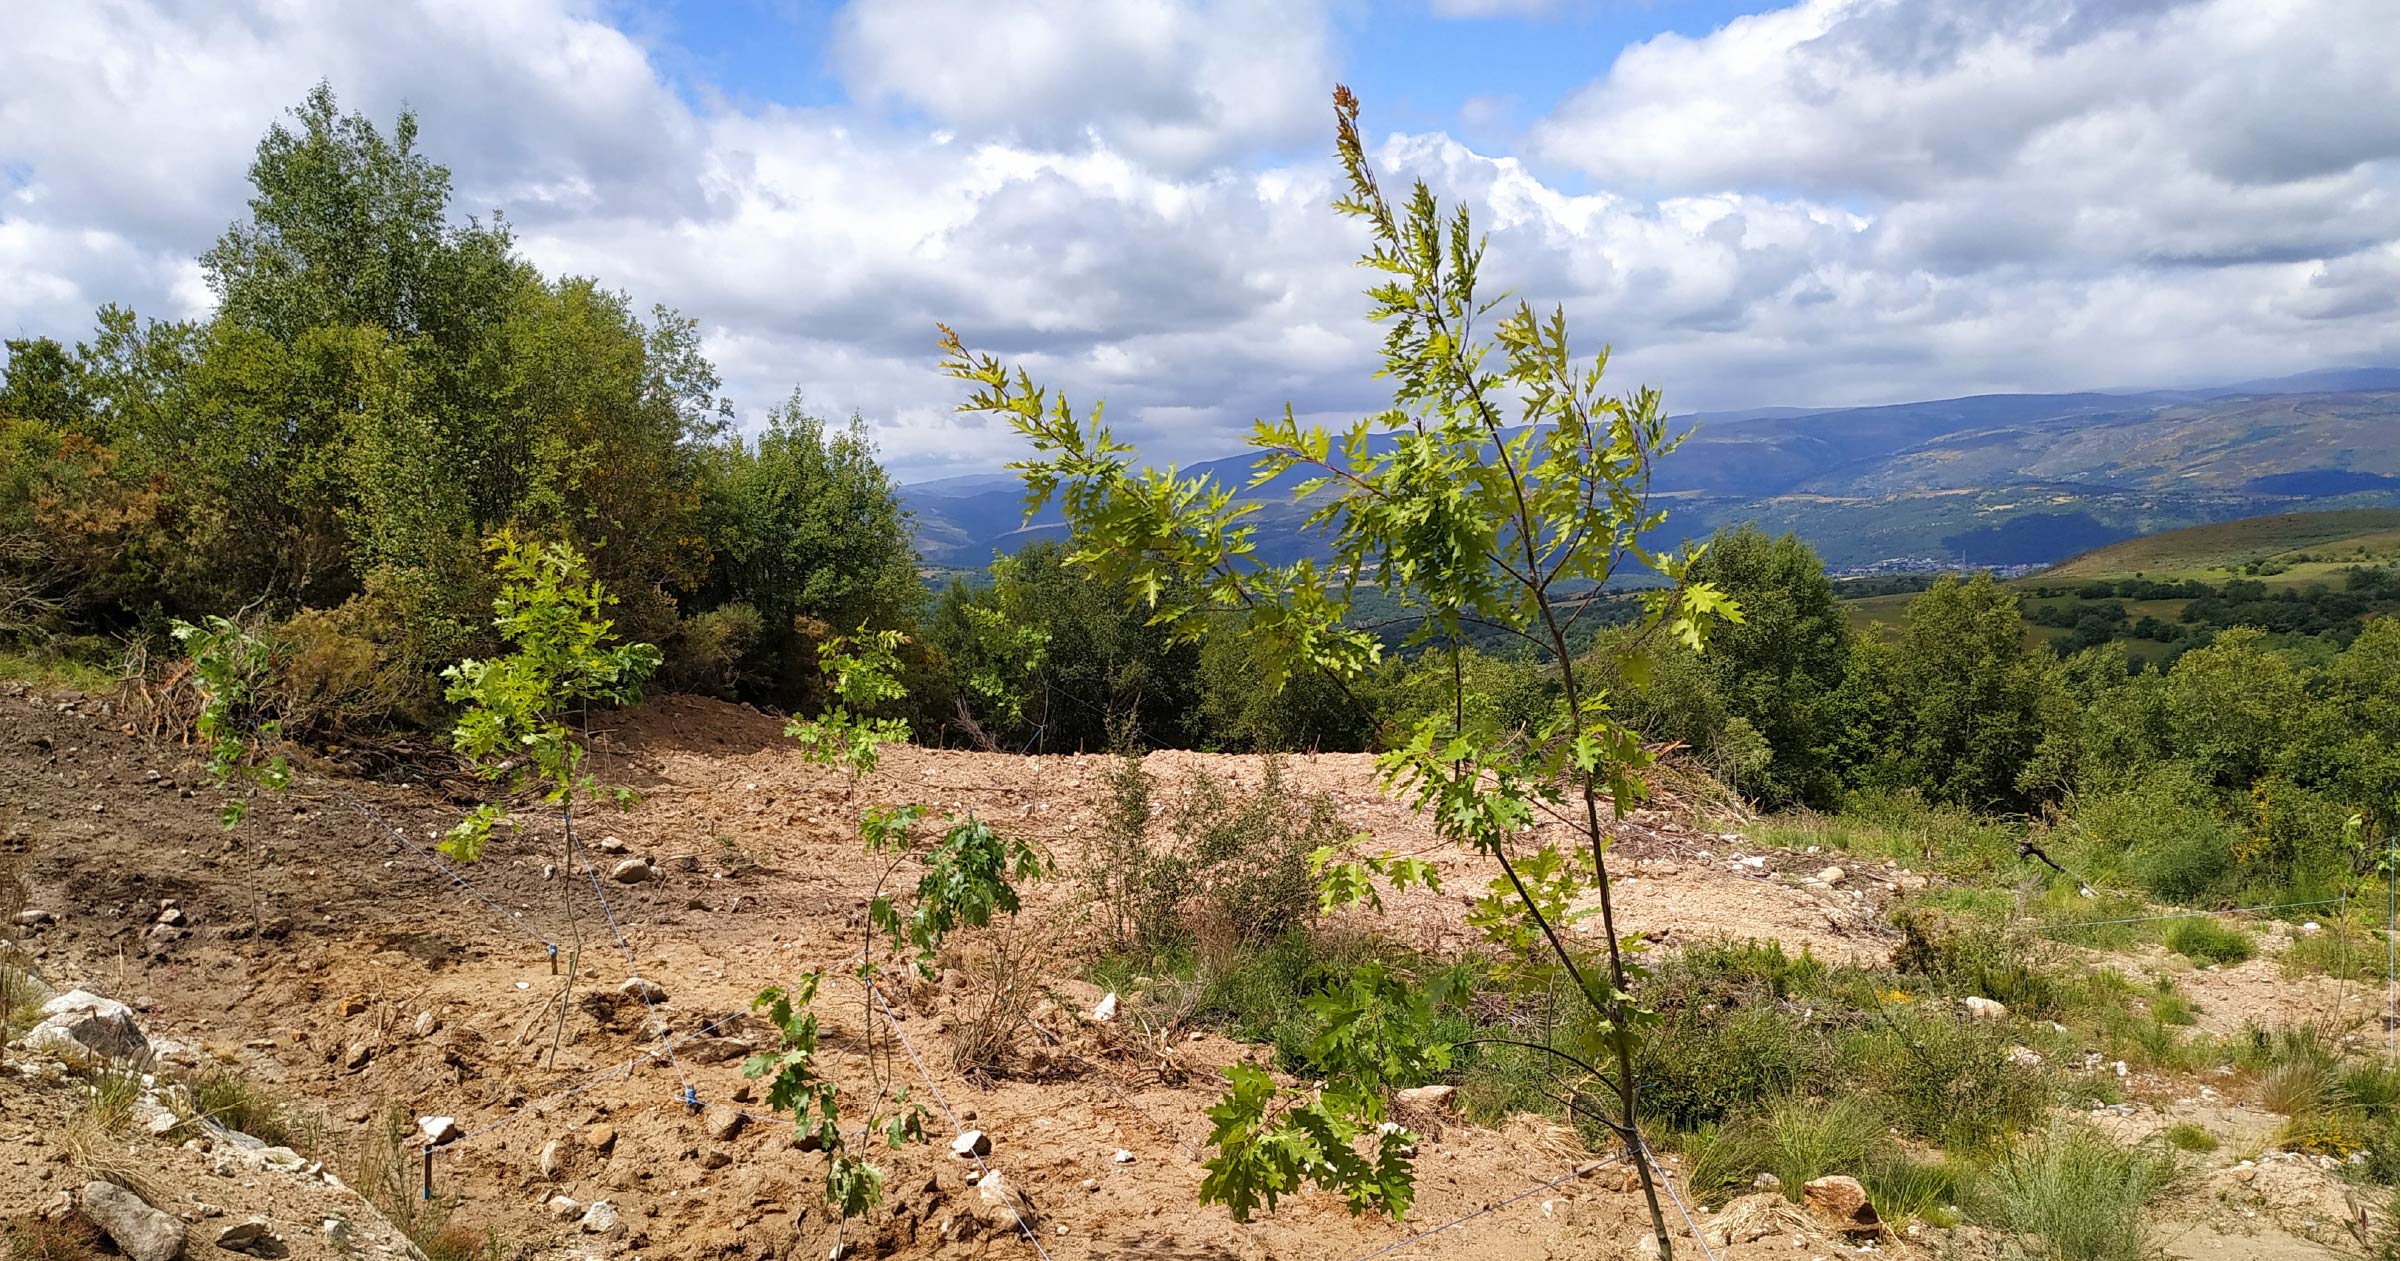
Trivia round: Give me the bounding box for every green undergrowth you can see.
[0,639,118,693]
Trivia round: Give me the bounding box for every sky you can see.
[2,0,2395,482]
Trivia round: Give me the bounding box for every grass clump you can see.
[1974,1122,2175,1261]
[2280,918,2388,980]
[175,1064,298,1148]
[1861,1149,1964,1228]
[2163,917,2254,965]
[1852,1006,2049,1147]
[2162,1122,2218,1153]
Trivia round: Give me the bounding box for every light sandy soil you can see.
[2,688,2390,1260]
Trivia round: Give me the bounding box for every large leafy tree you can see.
[1684,526,1851,806]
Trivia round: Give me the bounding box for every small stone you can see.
[1800,1175,1881,1235]
[580,1199,625,1236]
[1081,1178,1099,1191]
[583,1124,617,1153]
[79,1180,185,1261]
[155,906,187,927]
[1395,1084,1457,1110]
[215,1218,280,1255]
[1112,1149,1134,1164]
[596,836,628,854]
[1961,996,2009,1021]
[2007,1046,2044,1068]
[700,1149,732,1170]
[342,1042,373,1071]
[420,1116,461,1146]
[146,1112,180,1136]
[2298,921,2324,936]
[973,1169,1032,1227]
[15,908,56,927]
[609,858,653,883]
[412,1010,440,1038]
[1753,1172,1781,1190]
[619,976,667,1004]
[1816,866,1845,886]
[334,994,368,1017]
[1091,992,1118,1023]
[666,853,700,873]
[539,1140,565,1178]
[702,1106,745,1143]
[547,1195,583,1221]
[951,1130,992,1160]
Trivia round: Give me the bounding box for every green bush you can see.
[1852,1007,2049,1147]
[2162,1122,2217,1153]
[1973,1122,2175,1261]
[1636,1006,1828,1132]
[1173,758,1340,953]
[2162,917,2254,965]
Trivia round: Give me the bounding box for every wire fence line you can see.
[2032,896,2349,933]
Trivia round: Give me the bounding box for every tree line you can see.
[3,85,2387,914]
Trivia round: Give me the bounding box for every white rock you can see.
[1395,1084,1457,1110]
[608,858,653,883]
[1817,866,1846,886]
[547,1195,583,1221]
[580,1199,624,1235]
[420,1116,461,1146]
[1112,1149,1134,1164]
[79,1181,184,1261]
[951,1130,992,1160]
[619,976,667,1004]
[412,1010,440,1038]
[27,990,149,1062]
[1090,992,1118,1023]
[1960,996,2009,1021]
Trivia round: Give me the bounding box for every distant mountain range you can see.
[900,368,2400,574]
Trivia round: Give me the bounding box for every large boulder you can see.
[80,1180,186,1261]
[26,990,149,1062]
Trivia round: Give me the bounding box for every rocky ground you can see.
[1,687,2391,1260]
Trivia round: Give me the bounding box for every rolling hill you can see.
[902,372,2400,573]
[2039,508,2397,581]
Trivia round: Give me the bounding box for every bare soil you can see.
[1,688,2390,1260]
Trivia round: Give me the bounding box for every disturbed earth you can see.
[0,687,2391,1259]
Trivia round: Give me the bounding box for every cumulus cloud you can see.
[831,0,1336,171]
[0,0,2391,482]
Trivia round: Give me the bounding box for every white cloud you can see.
[0,0,2392,485]
[831,0,1336,171]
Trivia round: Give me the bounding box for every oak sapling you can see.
[748,629,1048,1244]
[440,532,662,1064]
[942,86,1738,1252]
[173,615,294,829]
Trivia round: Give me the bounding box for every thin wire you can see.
[1345,1161,1600,1261]
[1636,1136,1721,1261]
[297,768,557,954]
[571,835,695,1094]
[2033,897,2343,932]
[447,1014,742,1145]
[868,982,1056,1261]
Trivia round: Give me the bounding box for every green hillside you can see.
[2040,509,2395,581]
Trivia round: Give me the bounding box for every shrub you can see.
[2163,917,2254,966]
[1636,1006,1828,1132]
[1854,1007,2049,1148]
[1974,1122,2175,1261]
[1173,758,1339,956]
[657,602,762,698]
[1085,748,1190,955]
[2162,1122,2217,1153]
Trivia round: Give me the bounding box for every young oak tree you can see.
[938,87,1737,1252]
[442,532,663,1063]
[747,625,1047,1244]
